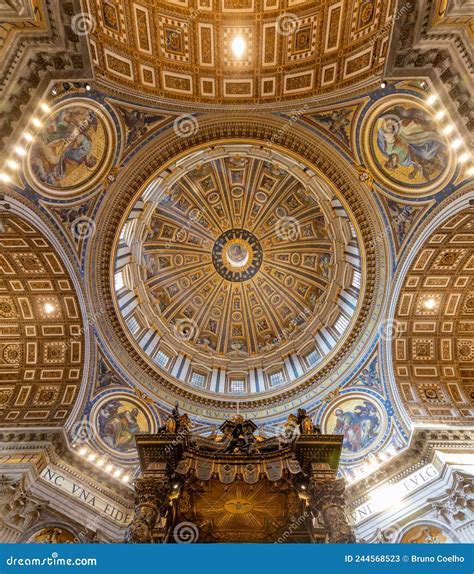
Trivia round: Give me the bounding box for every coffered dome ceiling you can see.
[113,144,363,397]
[87,0,395,105]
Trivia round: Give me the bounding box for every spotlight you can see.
[122,475,130,483]
[6,159,19,170]
[96,458,106,468]
[79,447,88,456]
[87,453,97,462]
[43,302,56,314]
[39,102,50,113]
[380,81,387,89]
[23,132,34,142]
[0,172,11,183]
[434,110,445,120]
[423,297,436,310]
[467,166,474,177]
[113,469,122,478]
[442,124,454,136]
[85,83,91,91]
[426,94,437,106]
[231,35,246,58]
[13,145,26,157]
[31,117,42,128]
[458,152,470,164]
[105,464,114,473]
[451,138,462,150]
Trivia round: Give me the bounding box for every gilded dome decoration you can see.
[113,144,363,396]
[213,229,263,282]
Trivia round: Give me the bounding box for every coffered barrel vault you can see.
[393,208,474,425]
[88,0,395,104]
[0,215,85,426]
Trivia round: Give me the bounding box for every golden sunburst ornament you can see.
[212,229,263,282]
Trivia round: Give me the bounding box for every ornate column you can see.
[0,475,46,543]
[309,478,355,543]
[127,475,170,543]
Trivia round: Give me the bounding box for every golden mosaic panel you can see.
[25,99,116,199]
[362,95,455,196]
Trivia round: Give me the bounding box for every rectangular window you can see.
[334,314,349,334]
[191,372,206,388]
[114,271,124,290]
[305,350,319,367]
[269,371,285,387]
[126,316,140,335]
[230,379,246,393]
[352,270,361,289]
[155,350,170,369]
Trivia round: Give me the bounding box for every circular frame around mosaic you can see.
[25,98,116,198]
[90,393,156,459]
[362,95,455,196]
[321,393,388,459]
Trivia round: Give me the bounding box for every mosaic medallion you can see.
[91,393,156,458]
[25,98,115,198]
[363,96,454,195]
[212,229,263,282]
[322,393,387,458]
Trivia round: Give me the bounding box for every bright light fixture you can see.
[79,447,88,456]
[23,132,34,142]
[96,458,106,468]
[113,469,122,478]
[231,35,246,58]
[43,302,55,314]
[122,475,130,483]
[14,145,26,157]
[105,464,114,473]
[31,117,42,128]
[0,172,11,183]
[467,166,474,176]
[451,138,462,150]
[426,95,437,106]
[434,110,445,120]
[423,298,436,310]
[442,124,454,136]
[458,152,470,164]
[6,159,19,170]
[40,102,50,113]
